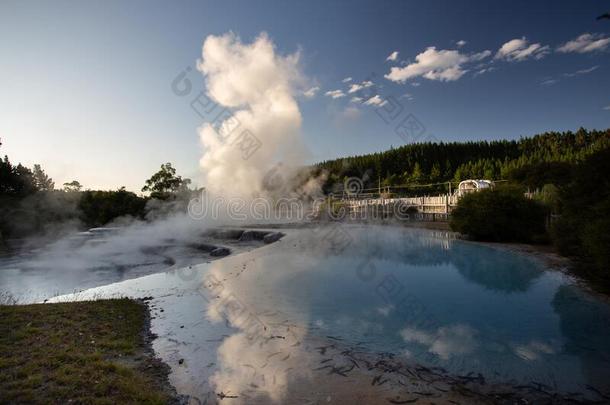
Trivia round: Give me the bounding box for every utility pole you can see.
[444,181,449,214]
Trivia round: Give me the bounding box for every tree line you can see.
[315,128,610,195]
[0,140,193,246]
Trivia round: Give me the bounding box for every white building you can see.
[457,179,494,196]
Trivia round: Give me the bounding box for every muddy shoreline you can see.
[139,297,188,404]
[276,332,605,405]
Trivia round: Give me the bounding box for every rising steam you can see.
[197,32,306,199]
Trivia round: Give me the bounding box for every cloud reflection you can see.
[513,340,556,361]
[202,263,313,403]
[400,324,478,360]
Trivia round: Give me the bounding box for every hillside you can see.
[315,128,610,195]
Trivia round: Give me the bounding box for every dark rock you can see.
[202,229,244,240]
[188,243,217,252]
[238,230,256,241]
[210,247,230,257]
[239,230,269,241]
[263,232,284,244]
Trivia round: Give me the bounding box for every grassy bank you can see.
[0,299,177,404]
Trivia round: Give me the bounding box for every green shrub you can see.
[551,148,610,285]
[581,203,610,272]
[505,161,573,190]
[450,186,548,243]
[78,189,147,227]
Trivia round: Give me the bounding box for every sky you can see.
[1,0,609,192]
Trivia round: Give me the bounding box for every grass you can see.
[0,298,175,405]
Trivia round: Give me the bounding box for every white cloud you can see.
[363,95,385,106]
[471,50,492,61]
[411,82,420,87]
[385,47,490,82]
[541,65,599,87]
[564,65,599,77]
[347,80,374,93]
[348,83,362,93]
[386,51,399,61]
[342,77,352,83]
[541,78,558,86]
[456,40,467,47]
[557,33,610,53]
[495,37,550,61]
[325,89,346,99]
[604,105,610,111]
[339,106,361,120]
[350,96,363,103]
[577,65,599,74]
[303,86,319,98]
[474,66,495,77]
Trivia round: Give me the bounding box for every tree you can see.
[450,185,548,243]
[316,128,610,193]
[551,147,610,284]
[63,180,82,192]
[506,161,573,190]
[429,163,441,182]
[32,164,54,191]
[78,188,147,227]
[11,163,35,196]
[409,162,424,183]
[0,155,15,195]
[142,163,191,199]
[443,160,453,179]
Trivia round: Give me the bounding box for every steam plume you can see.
[197,32,305,199]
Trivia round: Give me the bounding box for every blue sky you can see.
[1,0,609,191]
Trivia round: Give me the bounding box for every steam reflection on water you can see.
[47,225,610,403]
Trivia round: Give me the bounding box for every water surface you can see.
[41,225,610,401]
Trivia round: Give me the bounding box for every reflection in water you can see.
[512,339,556,361]
[400,324,478,360]
[552,285,610,392]
[45,225,610,402]
[205,226,610,397]
[452,246,543,293]
[202,265,312,403]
